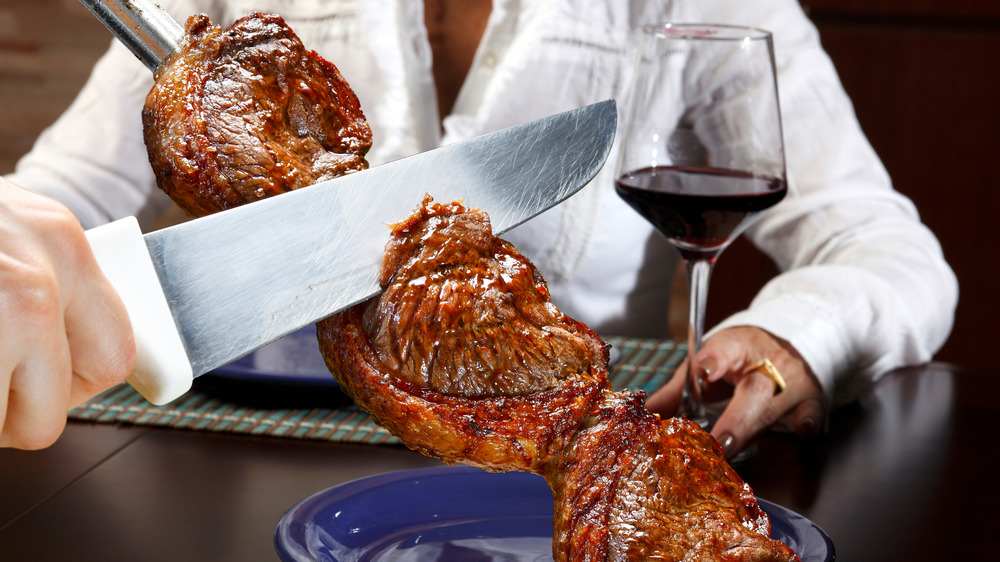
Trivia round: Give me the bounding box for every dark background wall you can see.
[2,0,996,368]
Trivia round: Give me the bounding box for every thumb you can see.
[789,397,825,438]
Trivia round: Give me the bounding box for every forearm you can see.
[714,248,957,408]
[719,112,958,407]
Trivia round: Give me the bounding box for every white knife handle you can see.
[85,217,193,405]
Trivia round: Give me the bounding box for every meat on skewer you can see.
[319,197,609,473]
[318,197,799,561]
[143,13,371,217]
[140,13,799,561]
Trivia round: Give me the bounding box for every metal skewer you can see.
[78,0,184,71]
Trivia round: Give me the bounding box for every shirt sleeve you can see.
[710,1,958,407]
[4,38,171,230]
[2,0,210,230]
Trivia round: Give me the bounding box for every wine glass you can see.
[615,23,787,426]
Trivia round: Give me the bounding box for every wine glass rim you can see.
[642,23,772,41]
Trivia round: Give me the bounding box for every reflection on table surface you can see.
[0,361,996,561]
[742,363,995,560]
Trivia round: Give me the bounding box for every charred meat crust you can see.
[318,305,606,472]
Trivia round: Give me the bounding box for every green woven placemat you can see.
[69,337,684,444]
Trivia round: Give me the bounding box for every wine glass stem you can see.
[683,258,715,424]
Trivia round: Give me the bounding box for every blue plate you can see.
[210,325,335,385]
[274,465,834,561]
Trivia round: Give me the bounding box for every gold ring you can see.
[743,358,786,396]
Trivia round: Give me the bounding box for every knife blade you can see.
[84,99,617,405]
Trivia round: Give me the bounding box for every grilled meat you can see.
[318,197,609,472]
[142,13,371,217]
[549,391,796,561]
[318,198,799,561]
[142,14,799,560]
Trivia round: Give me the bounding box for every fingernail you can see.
[717,432,736,457]
[796,418,819,438]
[698,356,719,380]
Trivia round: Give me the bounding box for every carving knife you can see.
[84,100,618,405]
[76,0,616,405]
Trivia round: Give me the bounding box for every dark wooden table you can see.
[0,362,995,560]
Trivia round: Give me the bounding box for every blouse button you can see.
[481,52,499,69]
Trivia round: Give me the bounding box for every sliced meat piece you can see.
[364,196,606,396]
[318,197,609,472]
[142,12,371,217]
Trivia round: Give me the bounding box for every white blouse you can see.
[7,0,958,408]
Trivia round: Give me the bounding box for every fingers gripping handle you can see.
[85,217,193,405]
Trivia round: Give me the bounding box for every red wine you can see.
[615,165,786,260]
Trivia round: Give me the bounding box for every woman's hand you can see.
[0,179,136,449]
[645,326,825,459]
